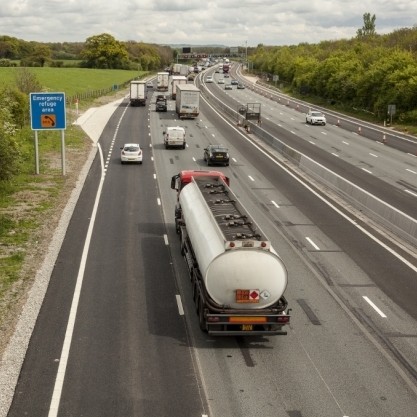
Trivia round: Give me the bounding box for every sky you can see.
[1,0,416,47]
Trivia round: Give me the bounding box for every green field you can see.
[0,67,148,98]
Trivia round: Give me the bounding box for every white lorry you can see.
[163,126,186,149]
[180,65,189,76]
[172,63,182,75]
[175,84,200,119]
[171,75,187,100]
[129,80,147,106]
[172,174,290,336]
[156,72,169,91]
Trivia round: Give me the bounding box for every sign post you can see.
[30,92,67,175]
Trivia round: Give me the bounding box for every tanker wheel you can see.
[192,280,198,303]
[198,297,207,332]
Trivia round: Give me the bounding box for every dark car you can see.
[237,83,245,89]
[156,101,167,112]
[155,95,167,112]
[231,79,238,85]
[203,144,230,166]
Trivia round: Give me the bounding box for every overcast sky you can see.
[1,1,416,47]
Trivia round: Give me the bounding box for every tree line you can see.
[251,15,417,123]
[0,33,173,70]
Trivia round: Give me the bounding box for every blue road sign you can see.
[30,92,66,130]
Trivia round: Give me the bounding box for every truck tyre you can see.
[182,143,186,149]
[198,297,207,332]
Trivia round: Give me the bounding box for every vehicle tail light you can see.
[276,316,290,324]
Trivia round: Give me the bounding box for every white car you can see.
[306,110,326,125]
[206,76,214,83]
[217,78,225,84]
[120,143,143,164]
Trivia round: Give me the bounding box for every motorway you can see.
[5,67,417,417]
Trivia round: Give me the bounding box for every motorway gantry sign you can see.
[30,92,66,130]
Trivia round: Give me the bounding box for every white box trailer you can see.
[156,72,169,91]
[175,84,200,119]
[129,80,147,106]
[171,75,187,100]
[172,63,182,74]
[179,65,189,76]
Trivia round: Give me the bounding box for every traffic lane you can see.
[55,105,205,417]
[262,115,417,218]
[255,99,417,195]
[240,76,417,155]
[203,83,417,221]
[5,110,123,417]
[152,116,417,417]
[196,93,417,321]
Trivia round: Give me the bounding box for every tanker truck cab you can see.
[171,170,230,195]
[174,175,291,336]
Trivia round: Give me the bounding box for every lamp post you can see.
[245,40,248,70]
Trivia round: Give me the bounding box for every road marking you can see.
[232,157,237,163]
[369,153,378,158]
[361,168,372,174]
[406,168,416,174]
[306,237,320,250]
[153,173,156,179]
[342,141,349,145]
[163,234,169,245]
[48,103,131,417]
[176,295,184,315]
[405,189,417,197]
[271,200,280,208]
[48,144,106,417]
[157,198,161,206]
[248,175,255,181]
[331,152,339,157]
[363,296,387,318]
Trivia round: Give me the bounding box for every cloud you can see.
[0,0,416,46]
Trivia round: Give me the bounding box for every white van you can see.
[163,126,186,149]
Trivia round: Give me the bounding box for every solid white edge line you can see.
[362,296,387,318]
[176,295,184,315]
[164,234,169,245]
[48,103,130,416]
[48,143,106,417]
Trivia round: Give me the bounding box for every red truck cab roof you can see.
[171,170,230,192]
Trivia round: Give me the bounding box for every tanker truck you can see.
[172,174,290,336]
